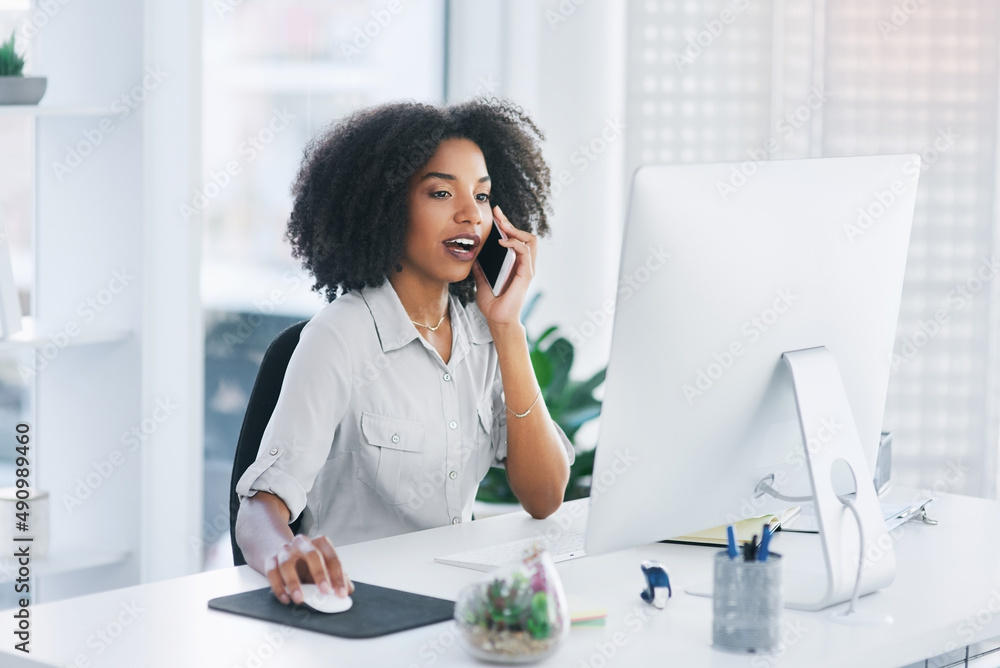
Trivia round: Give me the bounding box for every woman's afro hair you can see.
[286,98,552,304]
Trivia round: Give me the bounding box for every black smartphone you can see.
[476,215,515,296]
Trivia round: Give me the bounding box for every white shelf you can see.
[0,105,109,117]
[0,317,131,352]
[0,460,131,579]
[8,0,156,602]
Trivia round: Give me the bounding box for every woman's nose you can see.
[455,192,484,225]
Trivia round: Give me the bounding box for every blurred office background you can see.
[0,0,996,596]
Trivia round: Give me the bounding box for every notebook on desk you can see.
[663,507,802,547]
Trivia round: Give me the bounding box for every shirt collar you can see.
[458,299,494,345]
[359,280,493,355]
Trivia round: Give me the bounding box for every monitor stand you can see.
[686,346,896,615]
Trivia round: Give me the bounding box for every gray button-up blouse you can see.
[236,279,574,546]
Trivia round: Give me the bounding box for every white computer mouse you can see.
[299,584,353,614]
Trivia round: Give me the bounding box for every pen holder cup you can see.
[712,551,782,653]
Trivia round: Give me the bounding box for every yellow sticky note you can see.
[567,594,608,624]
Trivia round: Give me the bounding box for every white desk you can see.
[1,489,999,668]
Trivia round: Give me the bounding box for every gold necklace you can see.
[411,312,447,331]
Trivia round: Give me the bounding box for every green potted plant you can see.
[454,547,570,661]
[476,294,606,507]
[0,31,47,105]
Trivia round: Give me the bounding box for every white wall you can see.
[141,0,204,581]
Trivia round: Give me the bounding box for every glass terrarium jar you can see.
[454,548,570,663]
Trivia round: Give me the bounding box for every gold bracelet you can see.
[505,389,542,419]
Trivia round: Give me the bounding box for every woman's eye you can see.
[476,193,491,202]
[431,190,450,198]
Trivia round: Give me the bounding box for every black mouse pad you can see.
[208,582,455,639]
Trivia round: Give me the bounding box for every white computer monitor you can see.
[584,154,920,611]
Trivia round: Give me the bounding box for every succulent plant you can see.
[464,552,560,640]
[455,550,568,661]
[0,32,25,77]
[526,592,551,639]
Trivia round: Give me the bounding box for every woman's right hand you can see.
[264,534,354,605]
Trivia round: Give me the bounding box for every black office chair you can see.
[229,320,308,566]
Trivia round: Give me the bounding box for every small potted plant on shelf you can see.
[0,31,47,105]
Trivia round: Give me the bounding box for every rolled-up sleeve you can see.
[235,318,353,523]
[490,370,576,468]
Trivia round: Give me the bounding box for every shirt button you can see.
[268,447,278,456]
[449,470,458,480]
[443,373,451,381]
[391,434,400,444]
[451,517,461,525]
[449,421,457,429]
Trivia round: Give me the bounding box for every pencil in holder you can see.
[712,550,782,653]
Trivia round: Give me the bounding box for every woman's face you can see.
[402,137,492,286]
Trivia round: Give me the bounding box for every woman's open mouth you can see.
[442,234,480,261]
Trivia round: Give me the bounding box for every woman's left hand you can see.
[472,205,537,329]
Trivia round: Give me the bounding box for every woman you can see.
[235,98,573,606]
